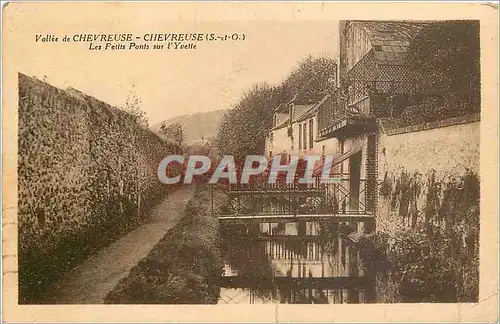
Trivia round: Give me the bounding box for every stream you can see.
[218,220,376,304]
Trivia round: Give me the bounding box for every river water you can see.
[218,220,376,304]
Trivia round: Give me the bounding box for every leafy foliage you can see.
[18,74,180,303]
[280,56,338,105]
[159,122,184,144]
[216,56,337,159]
[400,95,476,126]
[389,212,479,303]
[361,171,479,303]
[390,224,457,302]
[216,83,280,161]
[358,233,391,275]
[123,84,149,127]
[379,172,393,199]
[407,20,480,98]
[401,21,480,125]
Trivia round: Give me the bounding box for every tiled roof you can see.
[355,20,432,65]
[296,95,331,123]
[358,21,428,42]
[296,106,318,122]
[272,117,290,130]
[293,104,316,121]
[271,104,316,130]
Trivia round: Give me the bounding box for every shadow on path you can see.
[44,185,196,304]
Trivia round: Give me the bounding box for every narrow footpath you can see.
[45,185,196,304]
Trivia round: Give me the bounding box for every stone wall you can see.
[18,73,182,302]
[376,114,480,235]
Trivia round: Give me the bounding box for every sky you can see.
[7,3,340,126]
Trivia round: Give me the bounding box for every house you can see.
[265,95,340,162]
[319,20,431,139]
[315,20,433,233]
[265,20,440,230]
[265,98,316,161]
[338,20,432,117]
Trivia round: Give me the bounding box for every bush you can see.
[389,215,479,303]
[379,172,392,199]
[358,233,391,275]
[400,94,478,126]
[360,202,479,303]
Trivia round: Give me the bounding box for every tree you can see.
[280,55,338,104]
[159,122,183,144]
[216,83,281,161]
[123,84,149,127]
[407,21,480,106]
[215,56,338,160]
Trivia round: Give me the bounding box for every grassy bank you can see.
[104,185,224,304]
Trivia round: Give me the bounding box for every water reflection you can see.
[219,221,375,304]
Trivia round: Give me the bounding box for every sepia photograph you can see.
[2,2,499,322]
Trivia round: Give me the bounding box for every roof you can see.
[295,94,331,123]
[353,20,432,65]
[271,103,316,130]
[273,92,299,113]
[273,117,290,130]
[292,104,316,121]
[295,106,317,123]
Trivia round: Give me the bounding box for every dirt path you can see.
[45,185,196,304]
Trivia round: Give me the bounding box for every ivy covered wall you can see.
[377,117,479,234]
[374,117,480,302]
[18,73,181,302]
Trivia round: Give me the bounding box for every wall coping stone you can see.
[378,113,480,136]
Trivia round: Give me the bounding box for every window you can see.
[303,123,307,150]
[309,119,314,149]
[374,45,383,52]
[298,124,302,150]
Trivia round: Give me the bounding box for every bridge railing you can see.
[212,175,371,217]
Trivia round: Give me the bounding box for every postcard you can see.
[2,1,498,322]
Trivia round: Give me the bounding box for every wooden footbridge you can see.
[219,275,371,290]
[211,175,374,224]
[213,174,376,304]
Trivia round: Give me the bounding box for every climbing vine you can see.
[363,170,479,302]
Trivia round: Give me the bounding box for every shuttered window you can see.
[303,123,307,150]
[298,124,302,150]
[309,119,314,149]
